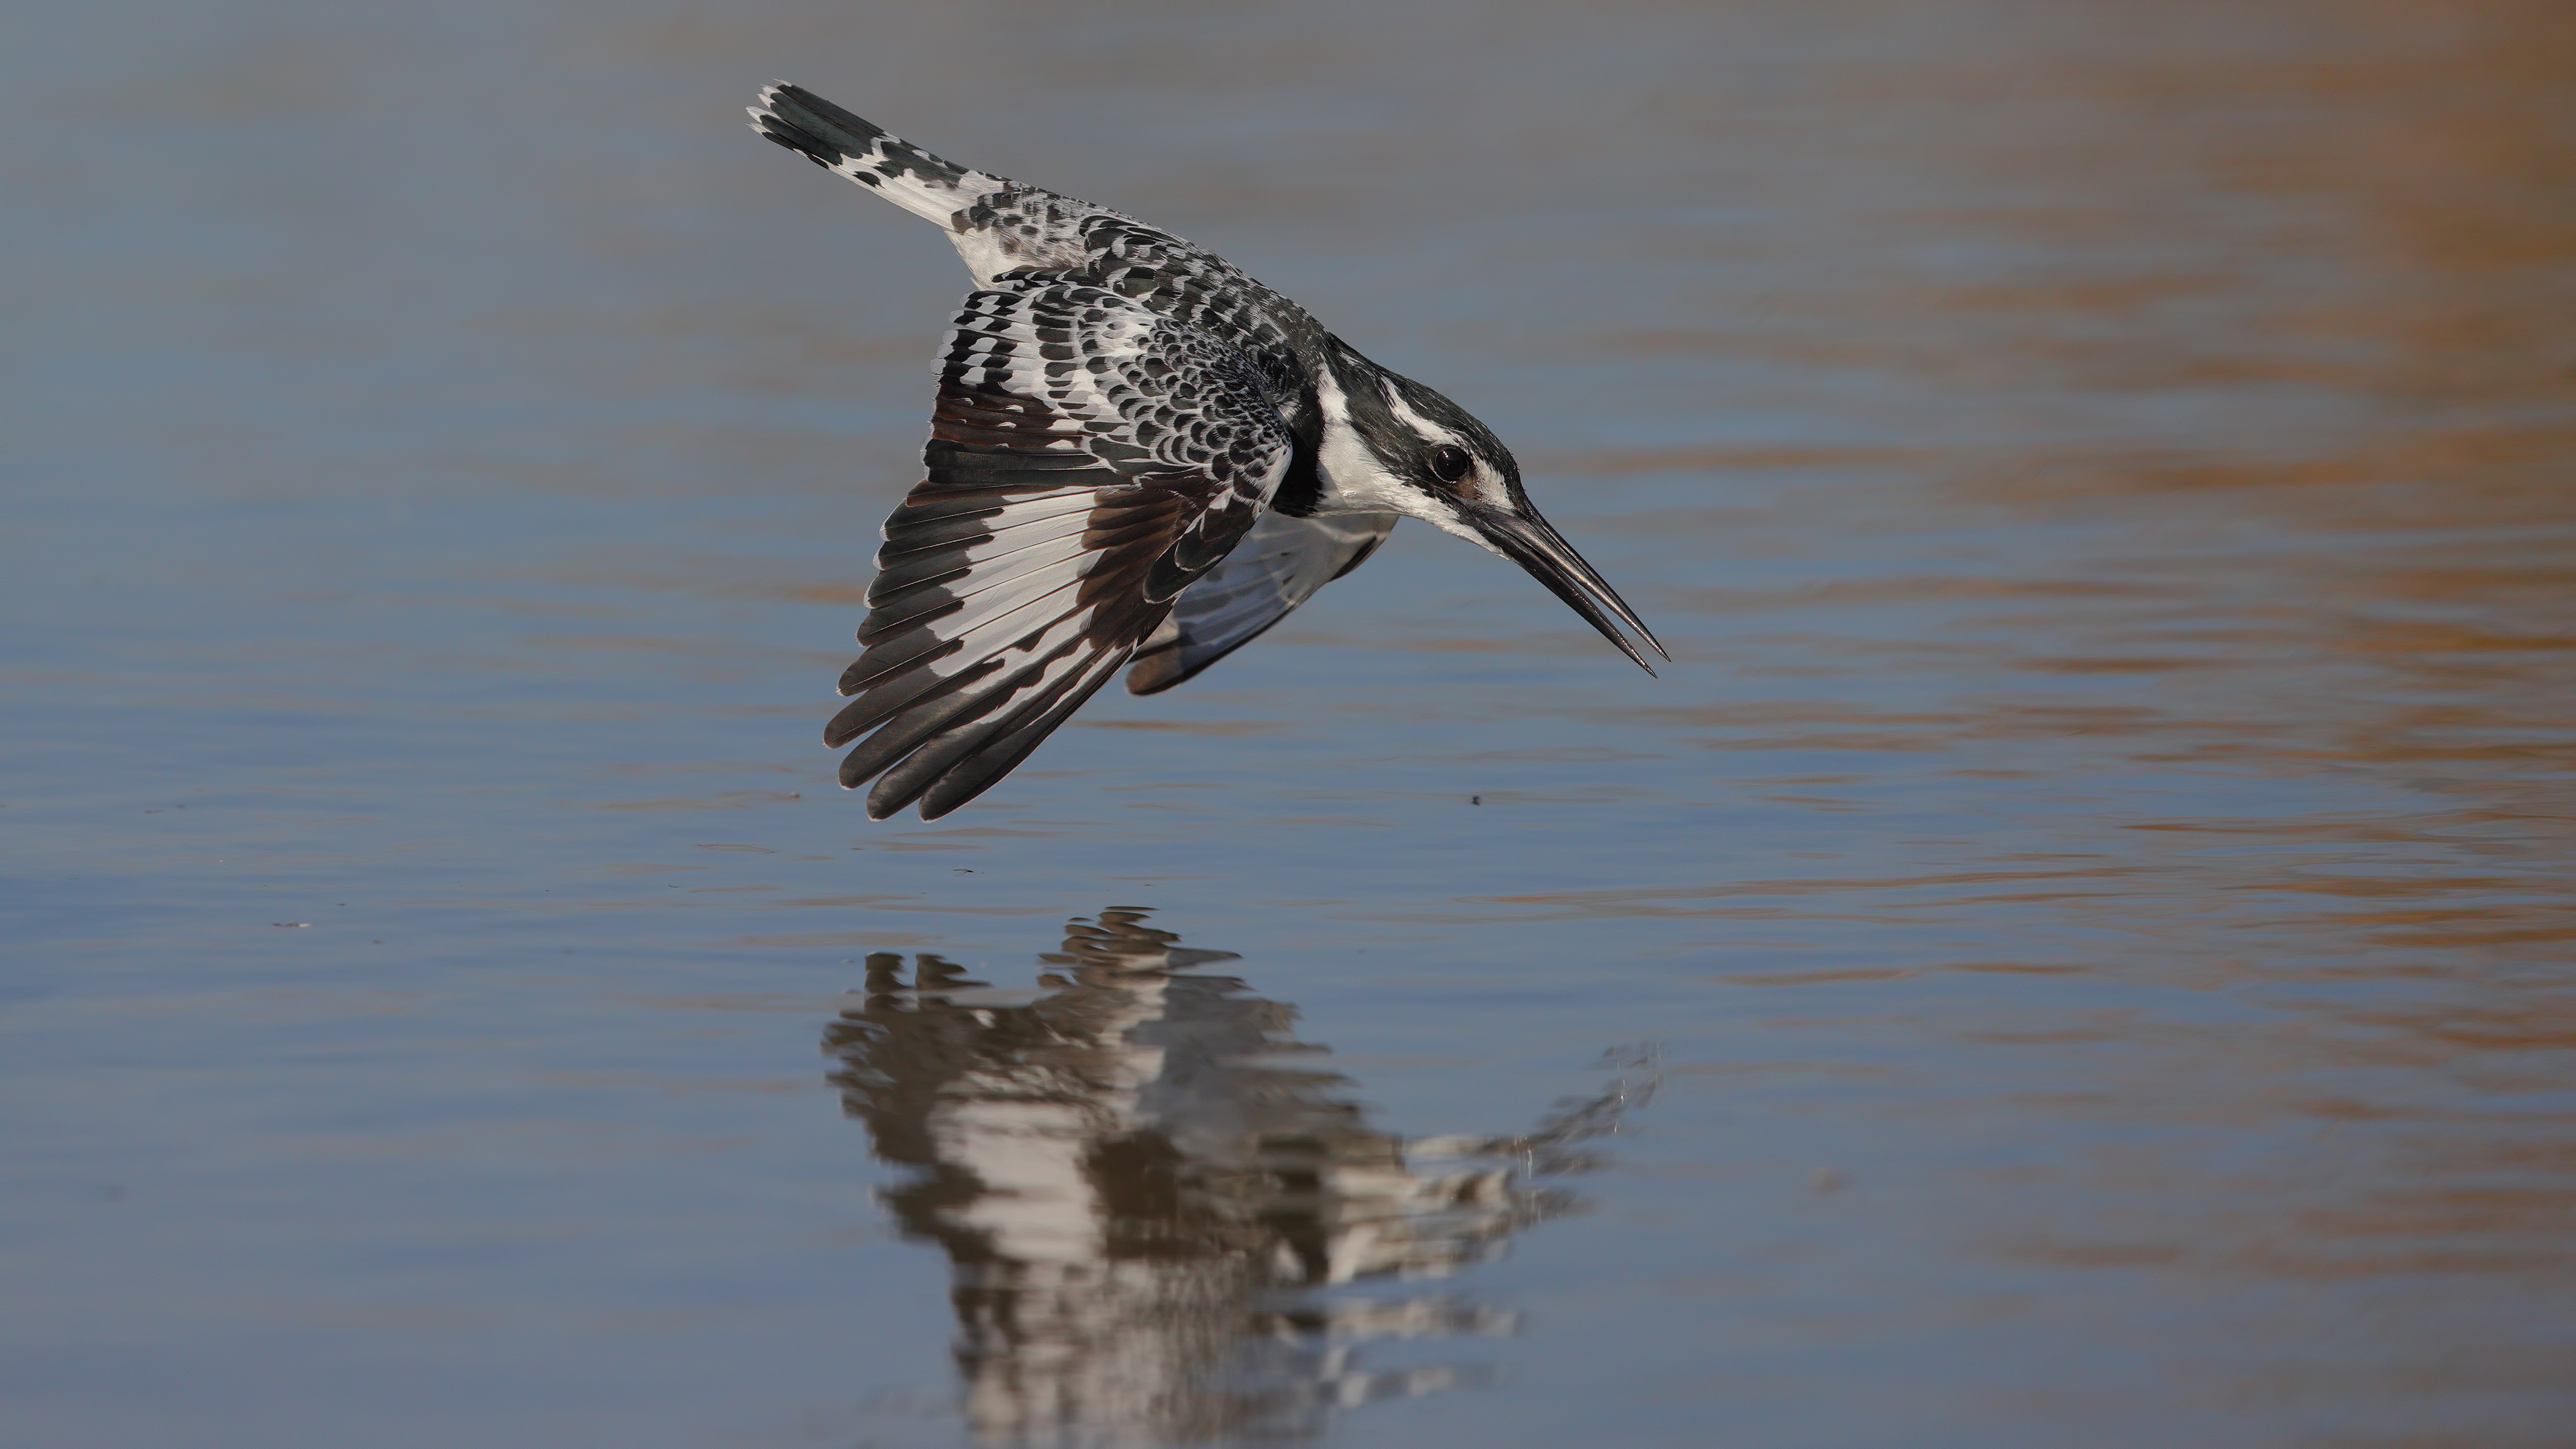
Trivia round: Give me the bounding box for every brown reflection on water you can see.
[1978,4,2573,941]
[1558,3,2576,902]
[821,911,1651,1446]
[1468,2,2576,1398]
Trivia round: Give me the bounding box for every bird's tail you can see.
[748,83,1005,227]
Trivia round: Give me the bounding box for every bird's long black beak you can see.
[1459,500,1668,675]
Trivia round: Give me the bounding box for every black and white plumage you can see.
[750,83,1664,819]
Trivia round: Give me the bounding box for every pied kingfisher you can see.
[750,84,1664,820]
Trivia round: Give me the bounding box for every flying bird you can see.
[749,84,1663,820]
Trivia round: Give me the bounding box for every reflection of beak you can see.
[1458,500,1668,674]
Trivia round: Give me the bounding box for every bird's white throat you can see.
[1309,366,1506,555]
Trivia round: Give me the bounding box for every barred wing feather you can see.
[829,280,1290,819]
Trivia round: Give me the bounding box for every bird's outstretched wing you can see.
[1126,510,1399,695]
[830,280,1291,819]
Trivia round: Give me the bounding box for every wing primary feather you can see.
[883,486,1091,532]
[824,651,997,749]
[864,641,1114,819]
[881,493,1097,548]
[835,633,963,700]
[877,505,1097,563]
[835,663,1028,791]
[913,654,1130,819]
[859,561,1091,646]
[868,519,1095,597]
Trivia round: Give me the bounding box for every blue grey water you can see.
[7,2,2574,1446]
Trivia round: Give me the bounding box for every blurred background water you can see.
[5,1,2574,1446]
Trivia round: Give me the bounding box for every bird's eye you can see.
[1428,445,1472,484]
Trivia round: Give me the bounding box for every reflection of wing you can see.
[1126,509,1399,695]
[824,910,1658,1446]
[826,280,1292,818]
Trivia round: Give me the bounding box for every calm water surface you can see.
[6,2,2574,1446]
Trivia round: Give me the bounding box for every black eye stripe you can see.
[1428,445,1472,484]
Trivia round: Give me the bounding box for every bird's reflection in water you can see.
[822,908,1652,1447]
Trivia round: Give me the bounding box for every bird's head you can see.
[1311,339,1666,673]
